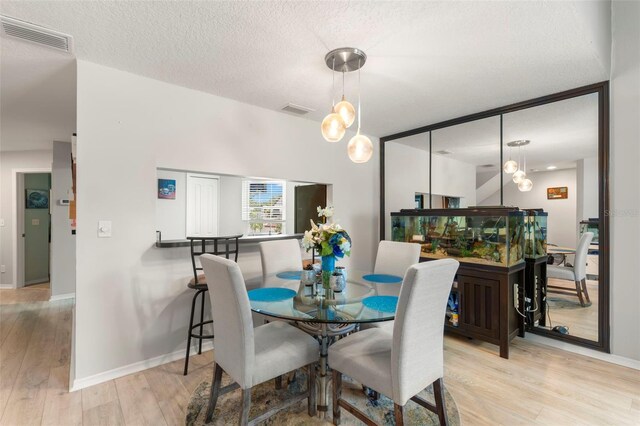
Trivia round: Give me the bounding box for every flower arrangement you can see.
[302,206,351,259]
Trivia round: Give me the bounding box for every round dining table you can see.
[247,270,402,417]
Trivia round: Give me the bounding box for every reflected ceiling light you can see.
[503,144,518,174]
[506,140,531,187]
[546,165,557,170]
[512,170,526,184]
[518,178,533,192]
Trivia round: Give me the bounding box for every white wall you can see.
[484,168,578,248]
[50,142,76,297]
[0,150,52,286]
[75,60,379,383]
[610,0,640,361]
[384,142,476,238]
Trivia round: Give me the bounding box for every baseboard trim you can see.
[525,334,640,370]
[50,293,75,302]
[70,341,214,392]
[0,284,16,289]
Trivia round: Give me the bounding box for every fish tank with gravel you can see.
[524,209,548,259]
[391,207,526,267]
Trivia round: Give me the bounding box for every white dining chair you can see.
[547,232,594,307]
[362,241,421,332]
[200,254,319,425]
[329,259,459,426]
[373,241,422,286]
[259,239,303,287]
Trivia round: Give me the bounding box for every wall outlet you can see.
[98,220,112,238]
[0,265,6,273]
[513,283,519,307]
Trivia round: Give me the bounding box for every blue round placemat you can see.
[248,288,296,302]
[362,296,398,313]
[276,271,302,280]
[362,274,403,284]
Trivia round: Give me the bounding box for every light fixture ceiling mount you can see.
[324,47,367,73]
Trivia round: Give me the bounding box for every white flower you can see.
[302,230,315,250]
[324,206,334,218]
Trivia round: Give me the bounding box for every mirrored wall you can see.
[380,83,609,351]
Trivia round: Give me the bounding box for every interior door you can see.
[186,175,219,237]
[295,184,327,233]
[24,173,51,285]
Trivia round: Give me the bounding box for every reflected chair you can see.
[200,254,318,425]
[259,239,303,287]
[183,235,240,375]
[329,259,459,426]
[547,232,594,307]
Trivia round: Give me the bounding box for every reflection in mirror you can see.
[155,168,327,241]
[501,93,599,342]
[384,134,430,238]
[430,116,501,207]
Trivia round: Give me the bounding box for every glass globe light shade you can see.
[518,178,533,192]
[512,170,526,184]
[321,111,346,142]
[334,98,356,128]
[503,160,518,174]
[347,132,373,163]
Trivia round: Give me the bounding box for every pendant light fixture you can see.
[503,144,518,174]
[505,140,533,191]
[347,58,373,163]
[322,48,372,163]
[335,72,355,128]
[321,57,346,143]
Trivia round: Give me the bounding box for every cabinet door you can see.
[459,275,500,339]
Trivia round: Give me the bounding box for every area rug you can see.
[547,296,589,310]
[186,369,460,425]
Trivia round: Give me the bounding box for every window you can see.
[242,180,286,235]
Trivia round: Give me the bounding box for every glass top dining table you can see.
[248,270,403,324]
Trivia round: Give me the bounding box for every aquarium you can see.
[391,207,525,267]
[524,209,548,259]
[579,219,599,244]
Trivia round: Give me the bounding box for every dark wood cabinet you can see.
[442,263,525,359]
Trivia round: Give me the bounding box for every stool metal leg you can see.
[183,290,199,376]
[198,289,205,355]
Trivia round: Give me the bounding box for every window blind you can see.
[241,180,286,221]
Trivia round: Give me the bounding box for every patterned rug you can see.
[187,369,460,425]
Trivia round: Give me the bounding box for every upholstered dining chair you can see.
[547,232,594,307]
[200,254,319,425]
[259,239,303,287]
[329,259,459,426]
[361,241,421,333]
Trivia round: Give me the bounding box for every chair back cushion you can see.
[259,239,303,286]
[373,241,421,296]
[200,254,255,388]
[391,258,459,405]
[574,232,594,281]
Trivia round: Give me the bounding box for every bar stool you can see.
[183,234,241,375]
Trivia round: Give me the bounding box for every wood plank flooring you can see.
[1,290,639,425]
[544,277,599,341]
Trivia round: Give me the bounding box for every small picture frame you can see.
[25,189,49,209]
[547,186,568,200]
[158,179,176,199]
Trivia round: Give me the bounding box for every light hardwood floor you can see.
[0,293,638,425]
[543,277,599,341]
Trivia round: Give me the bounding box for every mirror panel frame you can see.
[379,81,610,353]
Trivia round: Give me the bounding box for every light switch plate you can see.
[98,220,112,238]
[32,219,40,226]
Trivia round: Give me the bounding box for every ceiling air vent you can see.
[1,15,73,54]
[435,149,453,155]
[281,103,315,115]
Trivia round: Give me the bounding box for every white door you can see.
[186,175,219,237]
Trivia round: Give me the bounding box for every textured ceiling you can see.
[0,1,610,151]
[393,92,598,171]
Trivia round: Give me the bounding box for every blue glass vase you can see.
[321,255,336,290]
